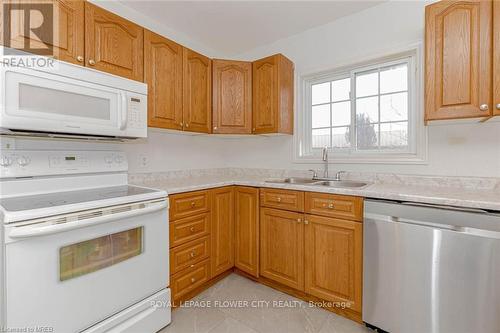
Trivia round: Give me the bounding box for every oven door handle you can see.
[8,201,167,239]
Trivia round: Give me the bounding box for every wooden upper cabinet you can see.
[211,187,234,277]
[84,2,143,81]
[183,48,212,133]
[144,30,183,130]
[304,214,362,313]
[212,60,252,134]
[252,54,294,134]
[425,0,492,121]
[494,1,500,116]
[2,0,84,64]
[260,207,304,291]
[234,187,259,278]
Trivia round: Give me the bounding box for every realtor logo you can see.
[2,2,54,55]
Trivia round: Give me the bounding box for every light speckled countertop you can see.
[130,170,500,211]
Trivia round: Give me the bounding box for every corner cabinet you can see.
[85,2,144,81]
[144,30,183,130]
[212,60,253,134]
[252,54,294,134]
[234,187,259,278]
[2,0,85,65]
[183,48,212,133]
[425,0,492,120]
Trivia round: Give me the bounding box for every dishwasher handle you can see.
[8,201,167,239]
[393,216,500,240]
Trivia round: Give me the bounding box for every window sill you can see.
[293,153,428,165]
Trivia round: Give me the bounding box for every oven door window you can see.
[59,227,143,281]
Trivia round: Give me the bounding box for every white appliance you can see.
[0,150,171,333]
[363,199,500,333]
[0,48,147,140]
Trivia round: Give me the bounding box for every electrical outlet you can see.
[0,137,16,150]
[139,154,149,168]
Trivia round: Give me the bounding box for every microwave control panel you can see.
[127,96,145,129]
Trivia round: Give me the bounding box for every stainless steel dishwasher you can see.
[363,199,500,333]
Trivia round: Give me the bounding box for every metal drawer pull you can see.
[190,201,196,207]
[496,103,500,110]
[190,227,195,232]
[328,203,334,209]
[304,220,309,225]
[297,218,302,223]
[190,251,196,258]
[191,277,196,283]
[277,197,282,202]
[479,104,489,111]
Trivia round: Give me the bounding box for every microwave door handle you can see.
[120,92,128,130]
[8,201,167,239]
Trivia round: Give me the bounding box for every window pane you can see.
[312,82,330,105]
[332,127,350,148]
[380,63,408,94]
[332,78,350,102]
[380,122,408,149]
[312,128,330,148]
[356,124,378,150]
[356,71,378,97]
[356,96,378,123]
[332,101,351,126]
[380,92,408,122]
[312,104,330,128]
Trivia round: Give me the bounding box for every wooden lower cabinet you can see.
[171,258,211,301]
[234,187,259,277]
[260,207,304,291]
[211,187,235,277]
[304,214,363,313]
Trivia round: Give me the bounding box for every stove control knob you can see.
[17,156,31,167]
[114,155,124,164]
[0,156,12,167]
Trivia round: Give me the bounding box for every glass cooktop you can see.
[0,185,159,212]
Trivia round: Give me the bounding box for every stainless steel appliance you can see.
[363,199,500,333]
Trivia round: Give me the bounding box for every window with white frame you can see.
[299,48,426,163]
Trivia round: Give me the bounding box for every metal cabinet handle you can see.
[479,104,489,111]
[191,277,196,283]
[190,227,195,232]
[213,126,218,130]
[496,103,500,110]
[277,197,282,202]
[76,55,84,62]
[297,218,302,223]
[328,203,334,209]
[190,252,196,258]
[88,59,96,66]
[180,122,184,127]
[191,201,196,207]
[185,123,189,128]
[304,220,309,225]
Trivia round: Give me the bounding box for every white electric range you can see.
[0,150,171,333]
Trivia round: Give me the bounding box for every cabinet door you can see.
[260,207,304,290]
[493,1,500,116]
[211,187,234,277]
[144,30,183,130]
[304,214,362,312]
[85,2,143,81]
[212,60,252,134]
[425,0,492,120]
[2,0,84,65]
[234,187,259,278]
[183,48,212,133]
[253,55,279,133]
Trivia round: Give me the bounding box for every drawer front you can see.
[170,236,210,274]
[260,188,304,212]
[171,258,211,301]
[170,213,210,248]
[305,192,363,221]
[170,190,210,220]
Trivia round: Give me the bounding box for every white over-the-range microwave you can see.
[0,50,147,140]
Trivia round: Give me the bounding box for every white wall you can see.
[221,0,500,178]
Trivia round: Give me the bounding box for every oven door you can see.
[0,66,128,137]
[4,200,169,333]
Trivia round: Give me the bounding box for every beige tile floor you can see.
[160,274,372,333]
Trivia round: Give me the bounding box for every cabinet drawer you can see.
[170,212,211,248]
[171,259,211,301]
[260,188,304,212]
[170,236,210,274]
[305,192,363,221]
[170,190,210,220]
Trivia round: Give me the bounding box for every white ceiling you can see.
[120,1,385,56]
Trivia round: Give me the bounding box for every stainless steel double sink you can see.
[265,177,369,188]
